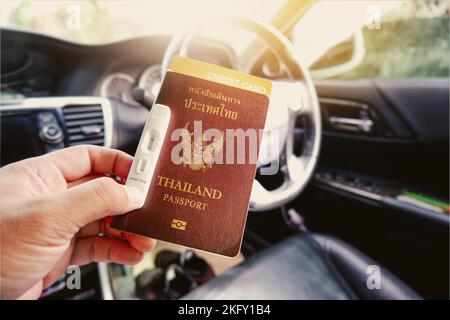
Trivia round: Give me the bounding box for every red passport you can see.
[112,56,271,257]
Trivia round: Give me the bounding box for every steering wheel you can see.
[160,17,321,211]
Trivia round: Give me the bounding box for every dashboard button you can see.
[38,112,58,125]
[40,125,64,144]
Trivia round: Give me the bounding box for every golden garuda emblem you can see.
[180,122,224,172]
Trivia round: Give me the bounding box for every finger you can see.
[32,145,133,182]
[67,174,103,189]
[79,217,157,253]
[51,176,143,228]
[71,237,144,266]
[17,282,43,300]
[43,239,76,290]
[123,233,157,253]
[78,217,122,238]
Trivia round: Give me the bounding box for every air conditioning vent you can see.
[63,104,105,146]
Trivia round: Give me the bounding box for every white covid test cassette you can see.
[125,103,171,207]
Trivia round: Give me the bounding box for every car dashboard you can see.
[0,28,237,165]
[1,29,236,99]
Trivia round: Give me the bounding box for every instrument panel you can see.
[99,64,162,108]
[98,45,236,109]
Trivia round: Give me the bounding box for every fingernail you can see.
[131,250,143,261]
[123,185,145,208]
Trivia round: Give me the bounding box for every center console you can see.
[0,97,113,166]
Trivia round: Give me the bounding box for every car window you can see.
[302,0,450,79]
[0,0,286,45]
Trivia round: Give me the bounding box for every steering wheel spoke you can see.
[271,80,311,115]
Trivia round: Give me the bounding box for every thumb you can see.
[57,177,143,228]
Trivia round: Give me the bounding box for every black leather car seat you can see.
[184,233,421,300]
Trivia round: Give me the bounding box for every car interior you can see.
[0,0,448,300]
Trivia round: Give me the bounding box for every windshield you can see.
[0,0,286,44]
[295,0,449,77]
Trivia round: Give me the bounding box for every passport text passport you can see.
[112,56,271,257]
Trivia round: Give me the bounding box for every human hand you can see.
[0,145,156,300]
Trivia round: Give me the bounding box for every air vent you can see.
[63,104,105,146]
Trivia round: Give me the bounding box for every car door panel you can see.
[293,78,449,298]
[314,78,449,195]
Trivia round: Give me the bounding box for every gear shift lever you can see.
[135,268,166,300]
[165,264,197,299]
[180,250,215,284]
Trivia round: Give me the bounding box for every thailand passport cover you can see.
[112,56,271,257]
